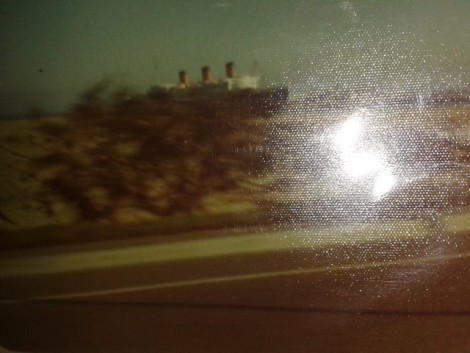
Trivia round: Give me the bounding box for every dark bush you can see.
[34,81,271,221]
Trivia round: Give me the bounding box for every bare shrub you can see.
[33,81,271,221]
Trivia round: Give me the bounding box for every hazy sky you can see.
[1,0,469,116]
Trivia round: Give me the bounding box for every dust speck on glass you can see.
[0,1,469,352]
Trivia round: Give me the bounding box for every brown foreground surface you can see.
[1,215,470,352]
[2,301,470,353]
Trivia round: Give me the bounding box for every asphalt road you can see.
[1,212,470,352]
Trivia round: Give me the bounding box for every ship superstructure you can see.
[148,61,288,116]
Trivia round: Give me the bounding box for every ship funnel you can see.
[201,66,212,84]
[178,70,189,87]
[225,61,235,79]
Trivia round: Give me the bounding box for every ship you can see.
[147,61,288,117]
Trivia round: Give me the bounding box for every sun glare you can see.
[332,110,396,199]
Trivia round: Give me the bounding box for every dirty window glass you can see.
[1,1,470,352]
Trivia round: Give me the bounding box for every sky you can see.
[1,0,469,116]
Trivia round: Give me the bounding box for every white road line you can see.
[0,221,433,278]
[26,249,470,302]
[1,212,469,280]
[442,213,470,233]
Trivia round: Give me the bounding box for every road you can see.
[1,212,470,352]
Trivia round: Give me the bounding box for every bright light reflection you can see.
[332,110,397,199]
[334,116,363,154]
[342,151,384,178]
[373,170,396,199]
